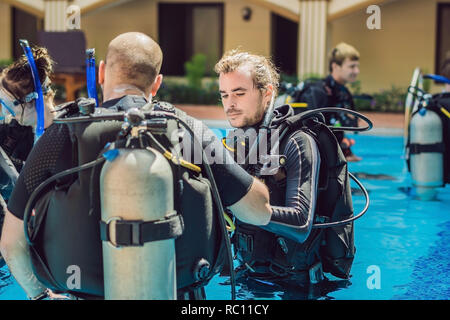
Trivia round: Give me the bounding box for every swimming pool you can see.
[205,131,450,300]
[0,133,449,300]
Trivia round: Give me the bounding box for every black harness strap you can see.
[99,211,184,247]
[409,142,445,154]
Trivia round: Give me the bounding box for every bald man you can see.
[0,32,271,300]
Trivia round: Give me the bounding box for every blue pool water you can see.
[205,131,450,300]
[0,133,449,300]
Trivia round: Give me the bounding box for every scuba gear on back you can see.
[277,77,359,128]
[230,105,372,280]
[22,97,237,299]
[405,87,450,190]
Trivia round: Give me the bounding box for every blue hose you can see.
[86,48,98,106]
[19,39,45,140]
[423,74,450,85]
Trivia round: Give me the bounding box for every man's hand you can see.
[47,289,71,300]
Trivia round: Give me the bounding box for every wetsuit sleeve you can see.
[7,124,72,220]
[201,123,254,207]
[180,115,253,207]
[260,131,321,243]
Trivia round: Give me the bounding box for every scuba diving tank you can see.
[409,108,444,200]
[100,147,176,299]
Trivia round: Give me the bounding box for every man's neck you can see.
[330,73,347,86]
[103,84,149,102]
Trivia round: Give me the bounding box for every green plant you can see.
[155,80,220,105]
[0,59,13,71]
[353,85,407,113]
[421,69,432,92]
[300,73,323,82]
[184,54,207,89]
[280,73,299,85]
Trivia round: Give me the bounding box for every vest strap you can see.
[409,142,445,154]
[99,211,184,247]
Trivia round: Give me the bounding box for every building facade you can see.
[0,0,449,93]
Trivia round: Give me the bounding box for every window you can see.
[12,7,43,59]
[271,13,298,76]
[435,3,450,75]
[158,3,223,76]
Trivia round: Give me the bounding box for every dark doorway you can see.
[436,3,450,75]
[12,7,43,59]
[158,3,223,76]
[271,13,298,76]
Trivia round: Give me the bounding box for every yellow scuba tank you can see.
[100,147,177,299]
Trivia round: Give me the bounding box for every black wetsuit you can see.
[231,104,322,284]
[299,75,357,155]
[0,120,34,241]
[0,119,34,173]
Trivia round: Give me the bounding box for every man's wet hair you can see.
[105,32,163,92]
[214,49,280,96]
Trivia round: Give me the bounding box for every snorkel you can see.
[19,39,45,140]
[86,48,99,106]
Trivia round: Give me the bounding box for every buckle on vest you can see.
[236,232,254,253]
[100,217,143,248]
[100,211,183,248]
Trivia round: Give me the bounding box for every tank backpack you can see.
[278,114,356,279]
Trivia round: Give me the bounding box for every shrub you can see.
[0,59,13,72]
[351,83,407,113]
[154,54,220,105]
[155,80,220,105]
[184,54,207,89]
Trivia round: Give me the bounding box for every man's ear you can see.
[331,61,340,73]
[98,60,105,85]
[151,74,163,96]
[264,84,274,107]
[265,84,274,98]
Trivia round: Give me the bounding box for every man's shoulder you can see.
[282,129,317,151]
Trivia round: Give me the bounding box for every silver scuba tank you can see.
[409,108,444,200]
[100,147,176,299]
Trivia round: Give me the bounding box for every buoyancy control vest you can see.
[279,76,357,128]
[25,96,226,298]
[232,106,355,280]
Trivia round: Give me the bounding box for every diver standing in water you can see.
[215,50,356,298]
[298,43,362,162]
[0,46,55,264]
[0,32,271,300]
